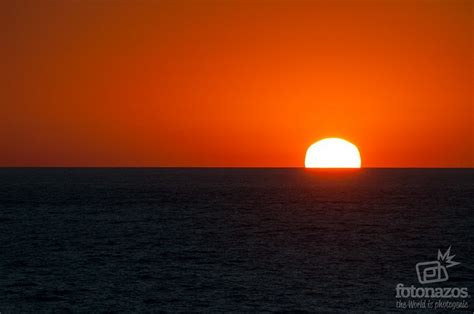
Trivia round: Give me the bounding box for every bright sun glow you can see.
[305,138,361,168]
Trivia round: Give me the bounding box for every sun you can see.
[305,138,361,168]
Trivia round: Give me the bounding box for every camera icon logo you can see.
[415,246,460,285]
[416,261,449,284]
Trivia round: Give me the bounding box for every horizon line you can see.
[0,166,473,169]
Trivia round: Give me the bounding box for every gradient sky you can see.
[1,0,472,167]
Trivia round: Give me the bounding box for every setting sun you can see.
[305,138,361,168]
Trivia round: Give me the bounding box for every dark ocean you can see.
[0,168,473,312]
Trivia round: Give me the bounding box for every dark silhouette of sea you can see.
[0,168,473,312]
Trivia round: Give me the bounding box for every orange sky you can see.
[1,0,472,167]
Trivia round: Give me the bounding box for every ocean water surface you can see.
[0,168,473,312]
